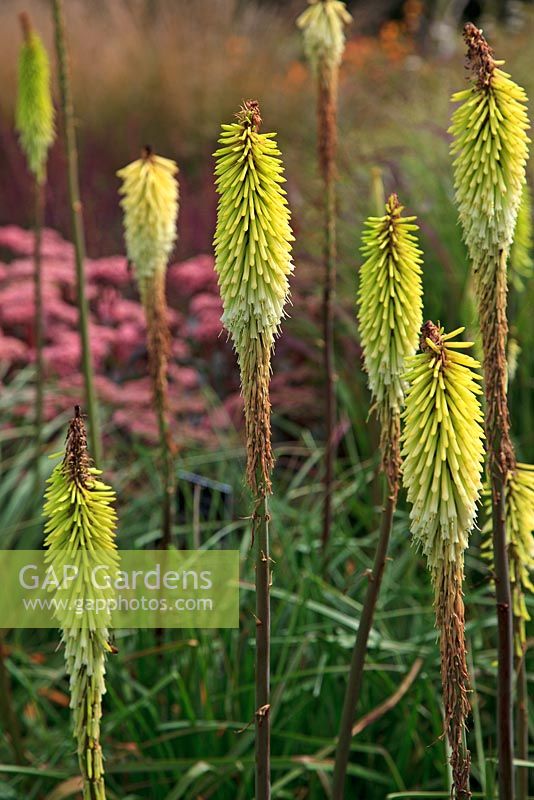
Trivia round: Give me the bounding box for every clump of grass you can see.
[297,0,351,548]
[52,0,101,464]
[117,149,179,547]
[213,99,293,800]
[402,322,485,799]
[332,192,423,797]
[43,407,118,800]
[15,10,55,483]
[449,23,530,797]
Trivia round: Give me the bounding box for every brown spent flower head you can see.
[63,406,91,488]
[236,99,262,131]
[463,23,495,89]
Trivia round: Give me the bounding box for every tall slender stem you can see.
[33,180,45,485]
[52,0,101,465]
[254,488,271,800]
[479,248,515,800]
[144,272,174,549]
[516,653,528,800]
[332,473,397,798]
[318,73,338,551]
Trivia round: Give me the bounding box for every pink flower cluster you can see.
[0,226,225,445]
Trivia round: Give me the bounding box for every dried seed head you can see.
[297,0,352,78]
[449,23,530,276]
[402,324,485,578]
[15,16,55,184]
[357,194,423,415]
[117,150,179,292]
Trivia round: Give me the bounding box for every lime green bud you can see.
[357,194,423,415]
[509,184,533,291]
[117,149,179,291]
[43,409,117,800]
[449,24,530,274]
[15,15,55,184]
[402,322,485,578]
[297,0,352,77]
[213,101,293,354]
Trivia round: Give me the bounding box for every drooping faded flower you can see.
[402,322,485,798]
[15,13,55,184]
[296,0,352,78]
[358,194,423,416]
[43,407,118,800]
[214,100,293,491]
[117,149,179,293]
[449,23,530,275]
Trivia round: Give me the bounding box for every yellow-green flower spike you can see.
[15,13,55,185]
[43,407,118,800]
[483,464,534,657]
[213,100,293,491]
[117,148,179,294]
[402,322,485,797]
[357,193,423,416]
[510,184,533,291]
[449,24,530,275]
[297,0,352,77]
[402,322,485,575]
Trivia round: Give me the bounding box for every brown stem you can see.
[436,563,472,799]
[52,0,101,466]
[318,68,338,551]
[332,408,400,799]
[477,247,515,800]
[34,180,45,486]
[144,271,174,550]
[0,634,25,764]
[516,649,528,800]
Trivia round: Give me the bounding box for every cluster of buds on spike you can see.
[43,409,118,800]
[296,0,352,80]
[213,100,293,493]
[15,12,55,184]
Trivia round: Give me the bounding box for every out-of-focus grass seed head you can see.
[15,19,55,185]
[117,149,179,293]
[357,194,423,415]
[213,100,293,355]
[402,323,485,579]
[296,0,352,76]
[449,23,530,272]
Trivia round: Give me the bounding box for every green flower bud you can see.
[117,149,179,292]
[43,409,118,800]
[449,24,530,275]
[357,194,423,416]
[402,323,485,576]
[15,15,55,185]
[297,0,352,77]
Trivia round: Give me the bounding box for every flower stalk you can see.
[332,194,423,797]
[117,149,179,548]
[402,323,485,799]
[52,0,101,465]
[450,24,530,798]
[213,100,293,800]
[15,12,55,484]
[43,407,118,799]
[297,0,351,548]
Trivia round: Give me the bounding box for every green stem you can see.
[254,488,271,800]
[52,0,101,465]
[318,70,338,552]
[332,476,397,798]
[34,179,45,486]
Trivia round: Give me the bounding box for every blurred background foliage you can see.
[0,0,533,798]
